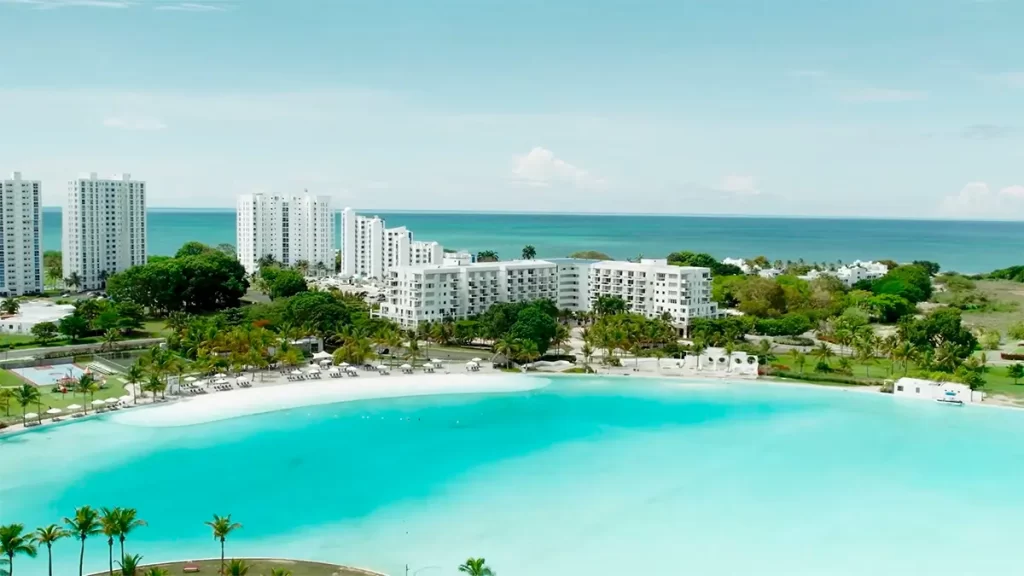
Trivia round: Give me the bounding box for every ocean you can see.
[3,376,1024,576]
[41,208,1024,274]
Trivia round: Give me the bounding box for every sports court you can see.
[11,364,87,386]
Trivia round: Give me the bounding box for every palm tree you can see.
[0,524,37,576]
[114,509,146,560]
[691,338,707,369]
[65,272,82,291]
[521,245,536,260]
[475,250,499,262]
[224,559,250,576]
[518,339,540,365]
[458,558,494,576]
[493,336,518,366]
[100,507,121,576]
[789,350,807,374]
[1008,363,1024,385]
[142,569,169,576]
[551,324,571,356]
[118,553,143,576]
[126,364,144,405]
[0,297,20,316]
[31,524,68,576]
[204,515,242,573]
[65,506,101,576]
[266,569,292,576]
[0,387,12,417]
[11,384,40,425]
[813,342,834,367]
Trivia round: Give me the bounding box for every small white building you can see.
[800,260,889,288]
[682,346,759,376]
[892,377,983,404]
[0,301,75,334]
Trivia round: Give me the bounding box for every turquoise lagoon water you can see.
[41,208,1024,273]
[3,376,1024,576]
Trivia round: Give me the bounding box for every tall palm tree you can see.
[65,506,101,576]
[521,245,536,260]
[11,384,41,425]
[126,364,145,405]
[204,515,242,574]
[100,507,121,576]
[789,350,807,375]
[0,524,37,576]
[457,558,494,576]
[65,271,82,291]
[813,342,834,367]
[0,387,12,417]
[32,524,69,576]
[114,509,146,560]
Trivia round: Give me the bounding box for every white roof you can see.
[0,301,75,325]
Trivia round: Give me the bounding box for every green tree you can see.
[103,328,122,350]
[0,298,20,316]
[204,514,242,574]
[29,321,59,345]
[31,524,69,576]
[58,314,90,343]
[813,342,834,367]
[65,272,82,291]
[114,509,146,560]
[521,245,537,260]
[475,250,499,262]
[11,384,40,425]
[268,270,308,300]
[0,387,11,418]
[593,295,627,317]
[0,524,37,576]
[266,569,292,576]
[126,364,145,405]
[64,506,101,576]
[1007,363,1024,385]
[458,558,494,576]
[789,350,807,374]
[118,553,143,576]
[142,569,169,576]
[224,559,250,576]
[100,507,120,576]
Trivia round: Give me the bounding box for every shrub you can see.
[775,336,815,347]
[1001,353,1024,361]
[1008,322,1024,341]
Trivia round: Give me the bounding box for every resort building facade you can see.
[0,172,43,293]
[378,259,557,328]
[62,173,146,291]
[0,172,43,296]
[589,259,718,332]
[236,192,334,275]
[801,260,889,287]
[378,256,721,332]
[340,207,443,279]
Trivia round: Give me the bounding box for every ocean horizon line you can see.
[37,205,1024,224]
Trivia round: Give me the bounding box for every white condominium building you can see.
[340,207,443,279]
[0,172,43,296]
[63,173,146,291]
[236,192,334,275]
[589,259,718,331]
[547,257,595,312]
[379,260,557,328]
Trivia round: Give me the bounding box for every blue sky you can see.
[0,0,1022,218]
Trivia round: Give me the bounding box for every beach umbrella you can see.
[119,395,133,403]
[91,399,106,406]
[422,363,432,368]
[312,350,332,360]
[290,369,303,375]
[235,376,248,382]
[184,376,198,382]
[46,408,62,415]
[67,404,82,410]
[431,358,443,364]
[466,361,478,367]
[338,362,350,367]
[214,378,229,384]
[400,363,412,369]
[104,398,119,405]
[471,357,482,362]
[24,412,38,419]
[319,359,332,366]
[214,372,227,378]
[307,366,320,373]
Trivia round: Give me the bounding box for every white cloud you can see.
[718,175,760,196]
[154,2,228,12]
[841,88,928,103]
[939,182,1024,218]
[510,147,605,189]
[103,116,167,131]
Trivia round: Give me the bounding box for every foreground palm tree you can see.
[0,524,37,576]
[204,515,242,573]
[142,569,168,576]
[267,569,292,576]
[65,506,101,576]
[100,507,120,575]
[114,509,146,560]
[224,559,250,576]
[458,558,494,576]
[32,524,69,576]
[118,553,143,576]
[11,384,41,426]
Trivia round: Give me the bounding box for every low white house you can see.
[800,260,889,288]
[682,347,759,376]
[0,301,75,334]
[892,377,984,404]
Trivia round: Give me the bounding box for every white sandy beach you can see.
[110,371,546,427]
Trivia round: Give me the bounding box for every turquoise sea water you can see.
[3,376,1024,576]
[41,208,1024,273]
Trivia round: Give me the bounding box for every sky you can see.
[0,0,1022,218]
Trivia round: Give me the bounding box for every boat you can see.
[935,390,964,406]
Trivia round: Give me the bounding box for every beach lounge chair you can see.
[182,562,200,573]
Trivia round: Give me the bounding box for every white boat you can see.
[935,391,964,406]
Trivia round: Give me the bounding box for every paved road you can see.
[1,338,165,361]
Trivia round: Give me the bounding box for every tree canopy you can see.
[666,251,743,276]
[567,250,612,260]
[107,243,249,314]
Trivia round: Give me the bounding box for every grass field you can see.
[0,374,131,425]
[89,558,383,576]
[937,280,1024,336]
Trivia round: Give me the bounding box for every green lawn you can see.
[0,374,131,426]
[142,319,174,337]
[89,558,381,576]
[937,280,1024,336]
[0,334,103,350]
